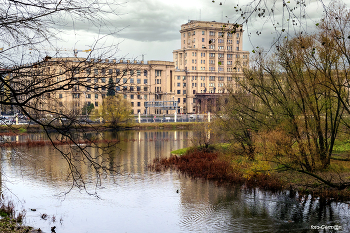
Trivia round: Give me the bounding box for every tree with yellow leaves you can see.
[93,95,132,127]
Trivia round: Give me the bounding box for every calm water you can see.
[1,130,349,233]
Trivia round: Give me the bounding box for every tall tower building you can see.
[173,20,249,113]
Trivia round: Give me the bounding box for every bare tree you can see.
[217,2,350,190]
[0,0,145,195]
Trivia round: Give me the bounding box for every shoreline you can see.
[156,147,350,202]
[0,122,203,134]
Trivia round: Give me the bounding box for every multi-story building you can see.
[172,20,249,113]
[9,20,249,117]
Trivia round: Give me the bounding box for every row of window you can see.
[184,31,240,37]
[85,69,149,76]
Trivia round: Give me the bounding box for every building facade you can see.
[11,20,249,117]
[172,20,249,113]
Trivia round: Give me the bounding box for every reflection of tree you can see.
[179,179,348,232]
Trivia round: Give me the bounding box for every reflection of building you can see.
[10,20,249,116]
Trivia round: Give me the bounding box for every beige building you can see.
[11,20,249,116]
[173,20,249,113]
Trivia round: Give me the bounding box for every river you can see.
[1,130,349,232]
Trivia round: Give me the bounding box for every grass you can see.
[0,200,36,233]
[171,147,190,155]
[167,139,350,201]
[171,143,230,156]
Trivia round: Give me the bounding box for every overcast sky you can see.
[55,0,335,62]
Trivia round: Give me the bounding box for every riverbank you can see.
[154,145,350,202]
[0,122,203,134]
[0,200,39,233]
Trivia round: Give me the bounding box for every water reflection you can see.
[0,130,349,233]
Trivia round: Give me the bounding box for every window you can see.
[219,32,224,37]
[236,33,240,38]
[95,94,98,99]
[218,53,224,58]
[209,31,215,36]
[177,83,181,87]
[236,47,239,51]
[155,70,162,76]
[236,54,240,58]
[116,69,120,75]
[227,77,232,81]
[94,69,98,75]
[130,70,134,75]
[202,31,205,35]
[130,86,134,92]
[144,95,147,100]
[86,68,91,74]
[102,94,106,98]
[116,86,120,91]
[102,87,106,91]
[130,94,134,99]
[87,77,91,83]
[202,38,205,42]
[227,61,232,65]
[116,78,121,84]
[130,78,134,84]
[209,53,215,57]
[109,69,113,74]
[209,67,215,71]
[72,94,80,98]
[94,78,98,83]
[228,54,233,59]
[86,87,91,91]
[59,94,63,98]
[136,86,140,91]
[123,78,127,83]
[177,76,181,80]
[183,83,186,87]
[218,77,224,81]
[86,94,91,99]
[209,45,214,49]
[101,68,106,75]
[177,90,181,94]
[101,78,106,83]
[209,76,215,81]
[137,70,141,76]
[95,102,98,107]
[131,102,134,107]
[201,53,205,57]
[183,90,186,95]
[219,46,224,50]
[144,79,148,84]
[144,87,148,91]
[183,98,186,103]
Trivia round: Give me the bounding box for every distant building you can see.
[173,20,249,113]
[8,21,249,116]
